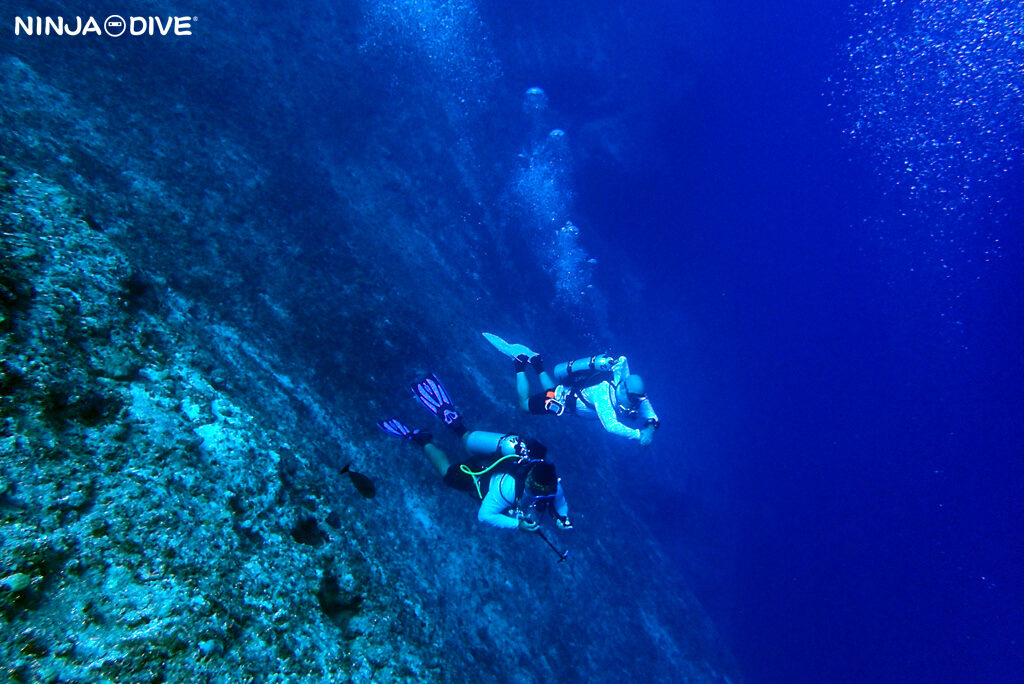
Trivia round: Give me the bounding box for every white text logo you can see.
[14,15,194,37]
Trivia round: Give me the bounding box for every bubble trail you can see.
[838,0,1024,225]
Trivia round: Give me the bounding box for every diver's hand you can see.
[518,518,539,532]
[556,516,573,530]
[639,425,655,447]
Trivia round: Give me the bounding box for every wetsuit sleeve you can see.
[554,482,569,518]
[639,397,659,424]
[611,355,659,430]
[591,385,642,441]
[611,356,629,384]
[477,474,520,529]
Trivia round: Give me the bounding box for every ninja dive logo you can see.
[14,15,195,37]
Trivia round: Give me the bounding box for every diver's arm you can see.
[477,474,521,530]
[590,385,642,441]
[553,482,572,529]
[639,398,658,423]
[611,356,629,384]
[638,398,659,446]
[554,483,569,517]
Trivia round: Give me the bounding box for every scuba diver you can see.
[377,374,572,533]
[483,333,661,446]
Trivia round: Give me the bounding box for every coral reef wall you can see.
[1,2,738,681]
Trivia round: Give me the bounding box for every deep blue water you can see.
[478,0,1024,682]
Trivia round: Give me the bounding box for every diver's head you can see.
[521,462,558,524]
[617,374,646,407]
[525,462,557,496]
[523,439,547,460]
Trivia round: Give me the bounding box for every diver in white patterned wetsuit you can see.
[515,351,660,446]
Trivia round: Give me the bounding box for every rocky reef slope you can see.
[1,3,738,681]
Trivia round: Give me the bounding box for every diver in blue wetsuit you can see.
[377,374,572,532]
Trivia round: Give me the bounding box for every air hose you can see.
[459,454,520,499]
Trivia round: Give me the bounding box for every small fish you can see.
[341,463,376,499]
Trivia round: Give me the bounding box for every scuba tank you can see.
[553,355,616,384]
[459,431,547,500]
[463,431,523,457]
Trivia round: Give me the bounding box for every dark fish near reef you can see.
[341,463,375,498]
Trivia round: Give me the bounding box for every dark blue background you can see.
[485,0,1024,681]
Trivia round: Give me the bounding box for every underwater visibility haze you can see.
[1,0,1022,682]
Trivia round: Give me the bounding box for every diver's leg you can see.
[422,442,450,477]
[528,353,556,392]
[515,355,532,412]
[377,419,450,477]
